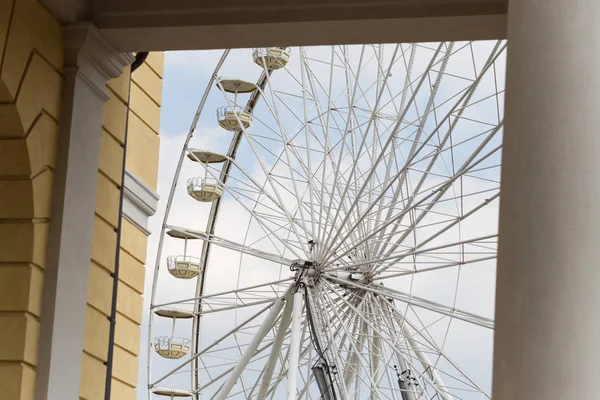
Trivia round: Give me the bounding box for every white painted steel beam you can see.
[287,290,304,400]
[213,296,286,400]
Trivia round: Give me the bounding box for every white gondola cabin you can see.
[187,177,223,202]
[154,336,191,359]
[252,47,291,70]
[216,105,252,131]
[167,255,203,279]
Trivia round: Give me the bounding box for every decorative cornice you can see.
[63,23,135,101]
[122,169,159,235]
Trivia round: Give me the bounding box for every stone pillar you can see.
[493,1,600,399]
[35,24,133,400]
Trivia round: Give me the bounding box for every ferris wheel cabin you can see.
[252,47,291,70]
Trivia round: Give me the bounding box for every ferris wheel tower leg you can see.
[287,290,304,400]
[214,295,287,400]
[257,297,294,400]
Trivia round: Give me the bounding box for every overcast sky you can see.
[137,43,505,399]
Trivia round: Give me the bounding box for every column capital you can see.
[63,23,134,101]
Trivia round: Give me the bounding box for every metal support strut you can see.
[287,289,304,400]
[213,295,287,400]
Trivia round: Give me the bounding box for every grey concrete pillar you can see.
[35,24,133,400]
[493,1,600,399]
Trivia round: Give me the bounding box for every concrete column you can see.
[493,2,600,399]
[35,24,133,400]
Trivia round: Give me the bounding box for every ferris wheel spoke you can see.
[303,46,384,252]
[357,306,403,400]
[372,255,496,281]
[230,137,356,264]
[236,148,362,267]
[245,115,346,249]
[225,184,297,226]
[373,44,505,260]
[201,298,281,315]
[338,300,369,393]
[377,40,486,116]
[201,329,287,397]
[369,295,410,400]
[375,300,459,400]
[266,339,313,400]
[325,133,502,267]
[345,44,403,113]
[255,125,369,257]
[374,298,451,400]
[320,43,446,261]
[187,150,306,259]
[372,190,500,277]
[165,225,296,266]
[256,77,316,240]
[326,275,493,330]
[321,287,404,400]
[375,134,500,261]
[385,301,492,399]
[336,47,390,220]
[214,293,289,400]
[296,348,320,400]
[373,296,426,400]
[370,42,455,259]
[319,43,408,260]
[206,326,286,396]
[297,50,321,242]
[217,84,311,256]
[355,50,417,242]
[330,129,496,269]
[228,153,316,238]
[154,277,291,310]
[323,281,455,400]
[330,290,390,398]
[310,285,358,399]
[152,299,278,388]
[320,139,373,255]
[301,47,337,246]
[326,234,497,274]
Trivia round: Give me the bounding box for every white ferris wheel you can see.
[148,41,506,400]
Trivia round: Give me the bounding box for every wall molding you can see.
[122,169,159,235]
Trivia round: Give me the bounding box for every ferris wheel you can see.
[148,41,506,400]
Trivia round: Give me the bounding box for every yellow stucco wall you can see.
[0,0,163,398]
[81,52,163,400]
[0,0,62,398]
